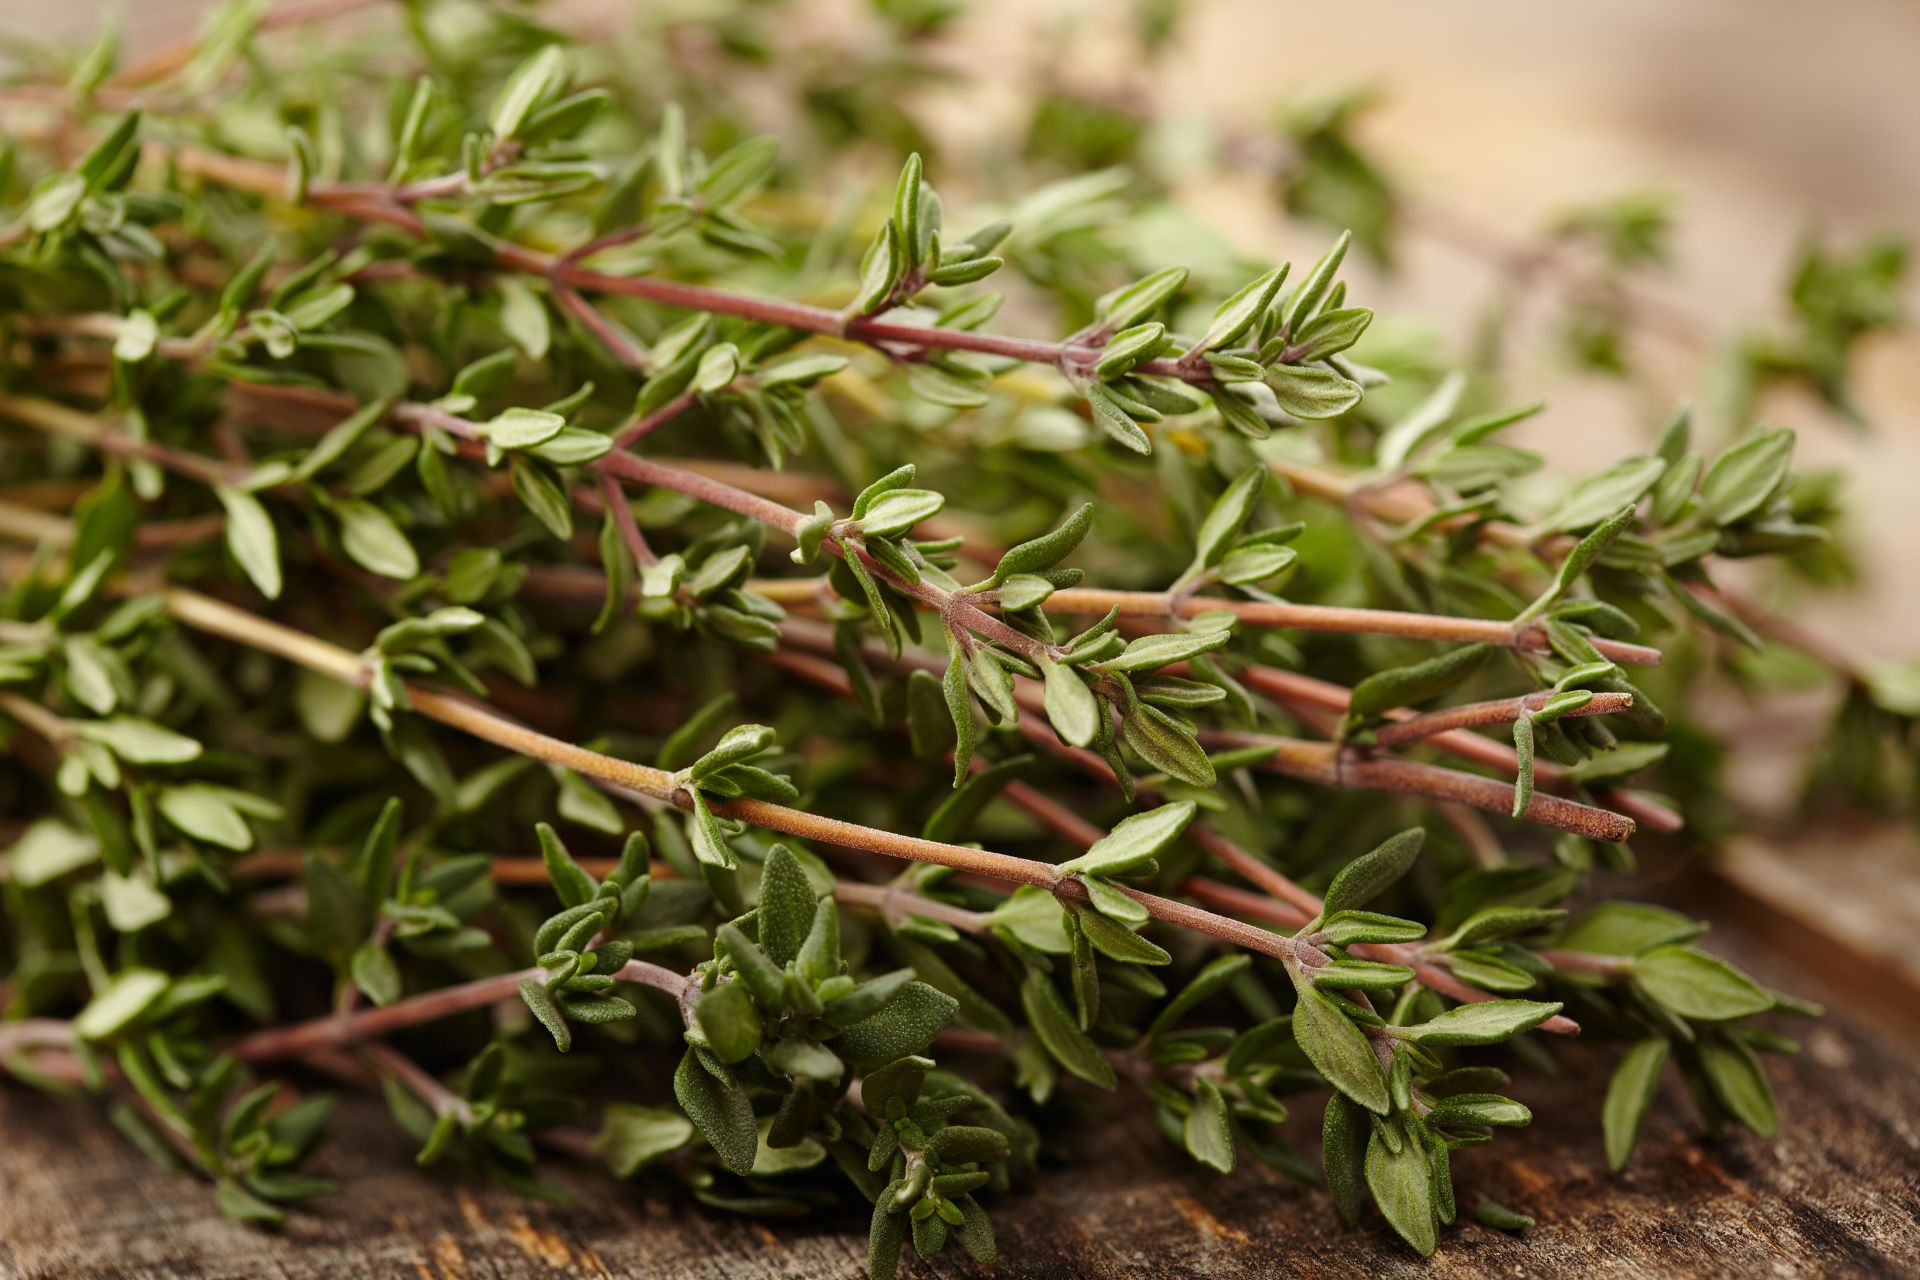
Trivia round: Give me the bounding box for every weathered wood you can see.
[4,922,1918,1279]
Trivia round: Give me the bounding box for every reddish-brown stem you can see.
[776,616,1635,843]
[360,1041,473,1124]
[1040,588,1660,667]
[764,620,1579,1029]
[1371,690,1635,748]
[154,588,1354,980]
[1184,879,1581,1036]
[609,389,700,451]
[1537,948,1635,977]
[597,471,657,567]
[229,968,541,1062]
[1234,663,1682,834]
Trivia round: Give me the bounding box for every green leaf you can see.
[1700,1035,1777,1137]
[1699,427,1794,526]
[335,500,418,580]
[1318,911,1427,946]
[1282,230,1353,333]
[892,152,925,267]
[1182,1077,1235,1173]
[1095,266,1188,332]
[688,792,736,870]
[1215,543,1297,586]
[1424,1093,1532,1128]
[991,503,1094,583]
[481,407,566,451]
[1630,946,1772,1020]
[1546,456,1667,533]
[1603,1037,1669,1171]
[941,634,975,787]
[690,723,775,778]
[1511,713,1536,819]
[536,822,597,908]
[594,1104,694,1177]
[1320,828,1425,917]
[987,886,1072,954]
[696,981,764,1064]
[1093,322,1168,380]
[1197,266,1287,352]
[1288,306,1372,362]
[491,45,568,140]
[1020,970,1115,1088]
[294,398,390,480]
[1322,1093,1370,1226]
[74,968,169,1040]
[520,977,571,1051]
[758,843,819,967]
[869,1187,909,1280]
[1365,1120,1437,1257]
[214,487,281,600]
[1085,383,1152,454]
[1348,646,1490,719]
[497,280,551,360]
[157,784,255,851]
[1263,364,1363,419]
[350,942,400,1007]
[509,457,573,541]
[1474,1198,1535,1232]
[1189,467,1268,572]
[72,717,201,764]
[1393,999,1563,1046]
[1143,955,1250,1042]
[1073,905,1169,965]
[1556,902,1704,957]
[7,820,100,887]
[355,797,401,907]
[855,488,944,539]
[834,981,957,1069]
[1100,628,1232,673]
[853,220,901,315]
[1057,801,1195,877]
[1041,659,1100,749]
[1308,960,1414,991]
[673,1048,757,1175]
[1520,505,1635,620]
[1287,965,1387,1114]
[1120,703,1214,787]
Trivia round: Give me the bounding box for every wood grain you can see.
[4,921,1919,1279]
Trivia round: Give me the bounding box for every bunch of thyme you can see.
[0,2,1839,1269]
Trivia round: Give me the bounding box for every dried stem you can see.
[153,587,1328,971]
[1371,689,1635,748]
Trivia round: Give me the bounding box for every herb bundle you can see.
[0,3,1841,1271]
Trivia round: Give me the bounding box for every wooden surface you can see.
[5,919,1919,1280]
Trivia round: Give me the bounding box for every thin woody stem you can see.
[1371,690,1635,748]
[153,587,1330,971]
[360,1041,473,1125]
[763,623,1580,1031]
[227,957,689,1063]
[1233,662,1682,835]
[755,575,1661,666]
[1183,878,1581,1035]
[0,122,1211,387]
[776,616,1636,842]
[0,346,1660,668]
[227,844,989,935]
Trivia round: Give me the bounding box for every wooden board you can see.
[5,917,1920,1280]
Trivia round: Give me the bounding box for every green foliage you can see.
[0,3,1853,1270]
